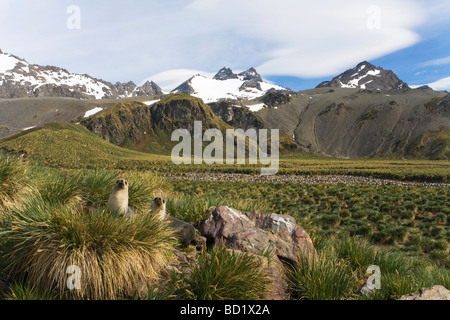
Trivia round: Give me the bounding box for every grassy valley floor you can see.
[0,124,448,300]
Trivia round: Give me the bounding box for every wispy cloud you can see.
[0,0,437,84]
[419,56,450,68]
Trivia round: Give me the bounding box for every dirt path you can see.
[163,172,450,188]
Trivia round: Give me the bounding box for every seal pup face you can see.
[153,197,165,208]
[114,179,128,190]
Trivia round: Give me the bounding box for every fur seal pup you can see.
[107,179,135,218]
[167,216,196,247]
[149,197,196,247]
[149,197,167,220]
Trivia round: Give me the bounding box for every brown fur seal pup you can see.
[107,179,135,218]
[149,197,167,220]
[149,197,196,246]
[167,216,196,247]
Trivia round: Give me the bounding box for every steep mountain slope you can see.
[0,96,167,138]
[317,61,409,91]
[256,88,449,159]
[0,49,163,99]
[171,67,287,103]
[80,94,233,154]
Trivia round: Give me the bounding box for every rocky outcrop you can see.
[213,67,239,81]
[171,76,196,95]
[133,81,163,96]
[439,94,450,108]
[416,85,433,91]
[200,206,315,265]
[261,90,294,107]
[238,68,263,82]
[209,100,264,130]
[398,286,450,300]
[240,79,262,91]
[81,94,231,152]
[199,206,315,300]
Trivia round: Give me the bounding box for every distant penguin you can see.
[107,179,135,218]
[149,197,167,220]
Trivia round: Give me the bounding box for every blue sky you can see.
[0,0,449,91]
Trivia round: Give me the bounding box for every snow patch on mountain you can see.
[84,107,104,118]
[247,103,267,112]
[171,67,287,103]
[0,50,162,99]
[0,53,19,73]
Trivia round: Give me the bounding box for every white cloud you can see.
[427,77,450,91]
[419,56,450,68]
[186,0,425,78]
[142,69,215,93]
[0,0,434,82]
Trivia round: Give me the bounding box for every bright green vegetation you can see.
[168,179,449,267]
[167,179,449,300]
[288,235,449,300]
[1,122,449,181]
[0,155,274,300]
[0,122,448,300]
[406,128,450,160]
[151,244,272,300]
[0,158,176,300]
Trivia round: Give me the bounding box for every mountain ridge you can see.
[0,50,163,99]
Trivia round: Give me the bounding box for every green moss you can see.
[406,128,450,160]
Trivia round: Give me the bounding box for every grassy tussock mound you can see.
[1,197,175,300]
[0,155,31,211]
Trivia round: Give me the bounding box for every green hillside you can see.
[0,122,171,169]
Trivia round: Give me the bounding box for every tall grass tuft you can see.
[79,168,119,207]
[0,155,31,211]
[334,235,377,275]
[179,244,272,300]
[126,171,168,212]
[0,197,175,300]
[287,250,358,300]
[33,170,83,207]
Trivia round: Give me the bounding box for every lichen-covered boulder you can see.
[199,206,315,265]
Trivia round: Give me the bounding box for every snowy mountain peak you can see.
[213,67,238,81]
[238,67,263,82]
[317,61,409,91]
[0,50,163,99]
[171,67,288,103]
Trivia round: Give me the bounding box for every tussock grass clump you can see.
[178,244,272,300]
[79,168,119,207]
[0,155,31,211]
[0,198,175,300]
[287,250,358,300]
[126,171,168,212]
[32,169,83,207]
[334,236,377,275]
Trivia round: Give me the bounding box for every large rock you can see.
[398,286,450,300]
[199,206,315,265]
